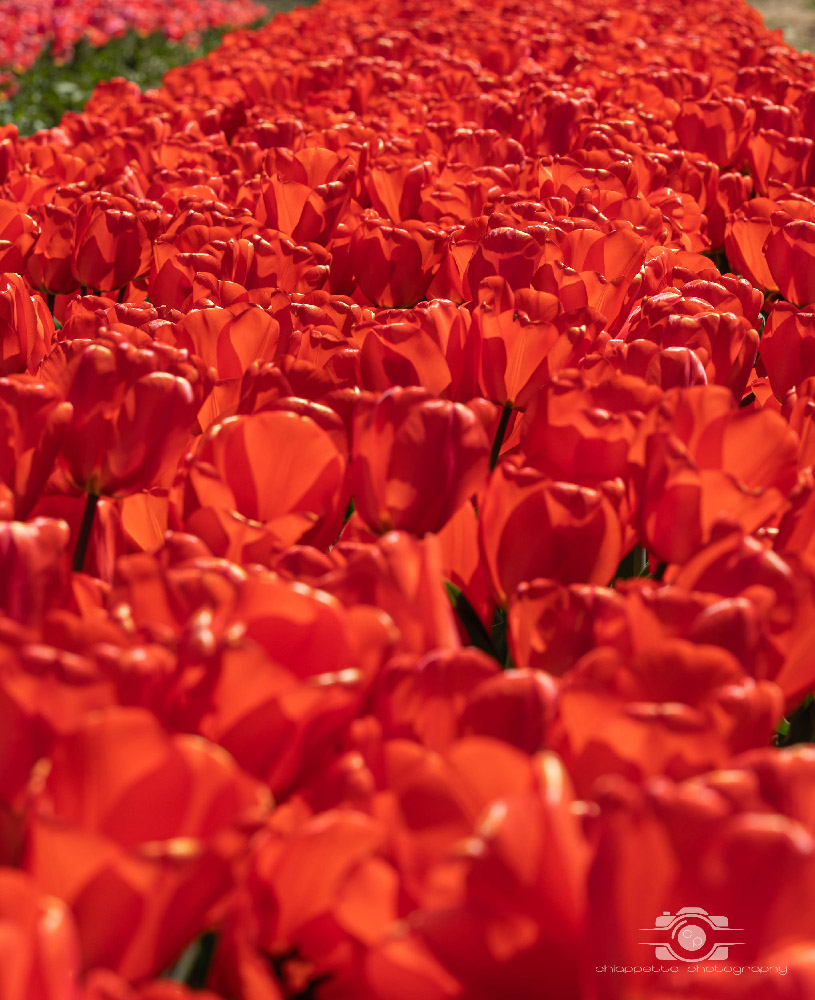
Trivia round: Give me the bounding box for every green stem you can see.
[72,492,99,573]
[46,291,56,315]
[489,403,513,470]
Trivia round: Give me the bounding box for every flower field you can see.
[2,0,815,996]
[0,0,268,76]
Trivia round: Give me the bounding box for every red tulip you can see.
[325,531,461,655]
[372,648,500,750]
[553,640,783,793]
[0,517,70,624]
[349,213,446,308]
[366,744,588,1000]
[178,409,348,559]
[521,371,661,488]
[586,749,815,995]
[257,146,355,243]
[458,668,559,753]
[0,200,39,274]
[479,461,623,605]
[631,386,799,564]
[472,278,566,408]
[40,332,212,497]
[0,376,71,519]
[674,97,756,168]
[672,531,815,702]
[508,579,626,676]
[24,706,270,980]
[26,202,83,296]
[357,315,454,398]
[724,196,780,293]
[71,192,166,293]
[760,300,815,399]
[764,211,815,306]
[199,567,393,792]
[0,868,82,1000]
[748,130,815,195]
[351,387,490,535]
[619,282,760,397]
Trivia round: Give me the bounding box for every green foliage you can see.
[0,0,311,136]
[775,694,815,746]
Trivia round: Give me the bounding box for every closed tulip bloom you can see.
[0,869,82,1000]
[759,301,815,399]
[0,376,72,519]
[479,461,623,605]
[632,386,799,565]
[40,331,213,497]
[0,517,70,624]
[26,202,84,296]
[0,273,54,375]
[71,192,166,293]
[351,387,490,536]
[724,197,779,293]
[349,214,446,308]
[0,200,39,274]
[674,96,756,168]
[764,213,815,307]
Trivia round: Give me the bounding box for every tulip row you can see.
[2,0,815,997]
[0,0,268,82]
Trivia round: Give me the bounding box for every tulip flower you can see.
[0,274,53,375]
[199,569,394,795]
[0,869,82,1000]
[71,192,166,293]
[177,408,348,559]
[325,531,461,655]
[24,706,270,980]
[724,196,780,293]
[554,639,783,793]
[0,201,39,274]
[351,387,490,536]
[620,282,760,398]
[0,517,70,624]
[365,745,588,1000]
[372,647,500,750]
[349,214,447,308]
[479,461,623,605]
[0,376,72,519]
[764,213,815,306]
[671,531,815,702]
[26,202,83,297]
[258,146,355,243]
[674,96,756,168]
[521,371,662,488]
[586,749,815,994]
[759,300,815,399]
[631,385,799,565]
[42,332,212,500]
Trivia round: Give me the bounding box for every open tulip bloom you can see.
[1,0,815,996]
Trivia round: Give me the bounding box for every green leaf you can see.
[445,581,502,663]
